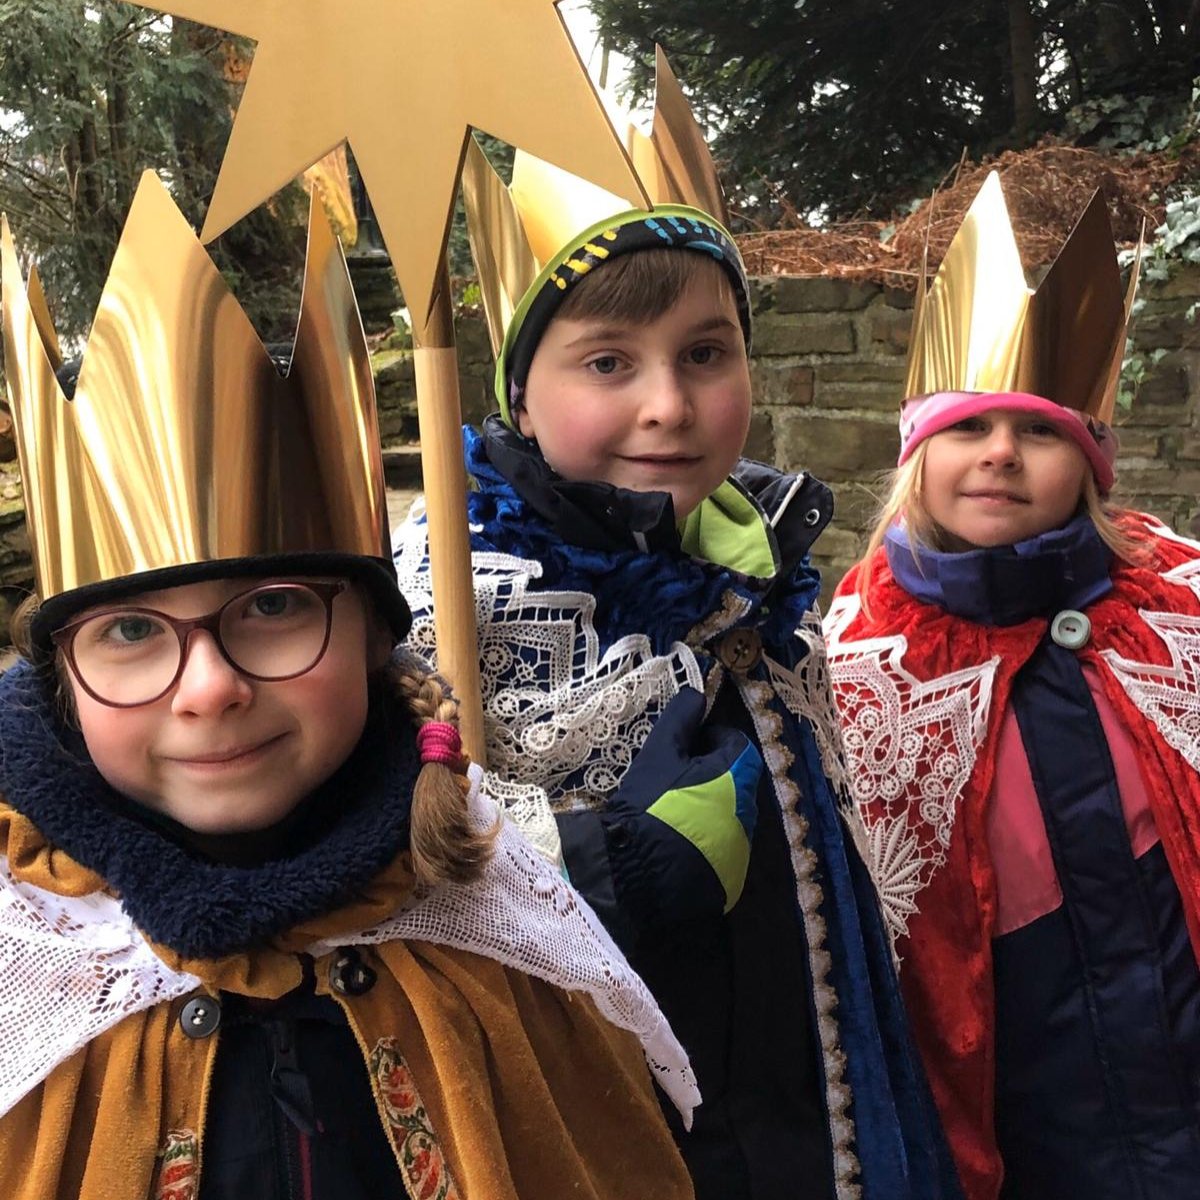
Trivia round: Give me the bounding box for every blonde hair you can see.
[9,590,497,887]
[857,441,1153,612]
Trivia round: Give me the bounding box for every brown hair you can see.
[555,246,735,326]
[856,441,1153,613]
[10,590,497,887]
[383,655,497,885]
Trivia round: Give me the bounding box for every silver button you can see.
[1050,609,1091,650]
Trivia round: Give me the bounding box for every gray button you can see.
[180,995,221,1039]
[1050,609,1091,650]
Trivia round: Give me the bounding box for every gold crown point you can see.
[646,46,727,225]
[2,172,385,602]
[1019,190,1125,421]
[25,264,62,371]
[462,44,731,359]
[906,171,1031,399]
[903,171,1133,423]
[462,139,537,357]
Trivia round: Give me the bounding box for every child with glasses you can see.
[0,174,694,1200]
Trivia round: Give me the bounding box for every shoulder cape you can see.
[825,517,1200,1197]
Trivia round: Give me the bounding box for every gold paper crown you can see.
[905,172,1141,424]
[463,46,728,355]
[1,171,388,602]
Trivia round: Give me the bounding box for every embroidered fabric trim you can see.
[394,512,703,817]
[369,1038,460,1200]
[736,671,862,1200]
[154,1130,200,1200]
[0,772,697,1124]
[824,594,999,955]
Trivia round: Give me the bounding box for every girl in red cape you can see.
[825,176,1200,1200]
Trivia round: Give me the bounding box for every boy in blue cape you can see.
[393,96,959,1200]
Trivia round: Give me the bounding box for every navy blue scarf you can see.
[0,662,419,959]
[885,514,1115,626]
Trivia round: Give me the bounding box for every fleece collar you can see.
[0,662,419,960]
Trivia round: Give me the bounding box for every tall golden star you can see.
[129,0,648,327]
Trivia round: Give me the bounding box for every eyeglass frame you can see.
[50,579,350,709]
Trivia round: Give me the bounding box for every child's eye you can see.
[107,615,161,644]
[685,344,723,366]
[1024,421,1061,438]
[585,354,624,376]
[236,587,321,624]
[86,612,169,649]
[948,417,986,434]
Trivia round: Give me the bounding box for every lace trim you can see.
[772,608,853,802]
[1101,548,1200,771]
[0,772,697,1125]
[824,595,998,956]
[311,765,700,1125]
[0,861,201,1117]
[394,514,702,817]
[737,672,861,1200]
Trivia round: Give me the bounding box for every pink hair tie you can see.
[416,721,465,768]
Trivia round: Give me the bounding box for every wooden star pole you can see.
[128,0,649,764]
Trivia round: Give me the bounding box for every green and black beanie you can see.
[496,204,751,428]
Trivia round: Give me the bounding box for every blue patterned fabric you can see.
[429,425,962,1200]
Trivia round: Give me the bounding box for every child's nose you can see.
[170,630,253,716]
[980,427,1020,469]
[637,365,693,428]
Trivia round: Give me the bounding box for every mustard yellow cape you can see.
[0,804,694,1199]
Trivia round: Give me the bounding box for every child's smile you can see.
[516,269,752,520]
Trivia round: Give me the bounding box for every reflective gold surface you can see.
[1,172,386,601]
[464,45,727,354]
[128,0,647,331]
[905,172,1138,421]
[1017,192,1125,423]
[905,173,1029,400]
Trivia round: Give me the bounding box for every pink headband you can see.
[898,391,1117,494]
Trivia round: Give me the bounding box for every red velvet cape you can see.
[826,518,1200,1200]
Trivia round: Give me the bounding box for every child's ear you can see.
[515,405,536,441]
[366,611,396,671]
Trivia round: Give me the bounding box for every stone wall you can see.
[0,264,1196,637]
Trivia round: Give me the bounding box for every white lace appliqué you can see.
[1101,549,1200,771]
[771,609,853,800]
[824,595,998,952]
[0,868,200,1117]
[394,513,702,814]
